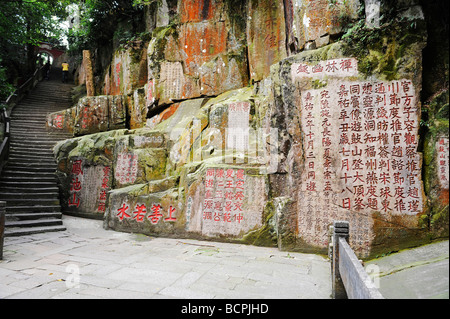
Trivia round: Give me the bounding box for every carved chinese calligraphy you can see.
[437,136,449,189]
[185,167,266,238]
[97,167,111,213]
[115,202,177,224]
[293,58,424,256]
[68,159,83,209]
[202,168,246,227]
[292,58,359,78]
[67,158,112,216]
[160,62,185,102]
[115,152,139,185]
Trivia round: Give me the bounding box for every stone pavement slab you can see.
[0,215,332,299]
[366,240,449,299]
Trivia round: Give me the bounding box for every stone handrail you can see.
[0,65,45,175]
[0,201,5,260]
[330,220,384,299]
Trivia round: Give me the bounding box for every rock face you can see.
[50,0,448,259]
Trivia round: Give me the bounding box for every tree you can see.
[0,0,71,100]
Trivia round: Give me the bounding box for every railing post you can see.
[0,201,5,260]
[330,220,349,299]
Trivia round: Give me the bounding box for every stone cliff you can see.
[46,0,449,259]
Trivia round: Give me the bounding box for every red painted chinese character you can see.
[340,59,353,72]
[98,202,106,212]
[71,160,83,175]
[224,201,233,212]
[165,205,177,222]
[117,203,130,221]
[99,190,107,201]
[68,193,80,208]
[235,180,245,189]
[234,213,244,224]
[55,115,64,129]
[235,191,245,201]
[223,212,232,222]
[203,211,212,220]
[148,204,163,224]
[133,204,147,222]
[296,63,310,74]
[325,60,338,73]
[312,64,323,74]
[215,169,224,178]
[342,198,351,210]
[236,169,245,180]
[70,177,82,192]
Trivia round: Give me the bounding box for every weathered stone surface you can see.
[46,107,76,134]
[128,88,147,129]
[146,102,180,129]
[270,19,428,257]
[105,48,148,96]
[247,0,287,81]
[47,95,127,137]
[146,0,249,106]
[105,185,182,237]
[63,158,112,218]
[290,0,361,50]
[51,0,447,258]
[83,50,95,96]
[182,165,267,239]
[179,0,222,23]
[54,128,168,218]
[435,136,449,190]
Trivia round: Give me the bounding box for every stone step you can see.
[9,146,56,153]
[0,192,59,200]
[5,218,63,228]
[10,140,57,147]
[1,78,72,237]
[3,198,60,207]
[0,180,57,186]
[11,113,49,118]
[4,225,66,237]
[1,170,57,178]
[6,212,63,221]
[7,157,57,165]
[9,132,67,140]
[4,205,61,213]
[0,186,59,193]
[8,148,54,157]
[5,164,57,173]
[10,119,46,126]
[0,176,56,183]
[5,165,57,172]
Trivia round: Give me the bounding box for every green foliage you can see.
[0,0,72,100]
[67,0,146,56]
[0,58,15,102]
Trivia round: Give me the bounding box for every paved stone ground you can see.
[0,215,331,299]
[366,240,449,299]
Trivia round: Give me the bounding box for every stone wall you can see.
[51,0,448,259]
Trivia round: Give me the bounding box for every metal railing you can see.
[330,220,384,299]
[0,65,45,175]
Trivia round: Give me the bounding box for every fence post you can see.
[0,201,5,260]
[330,220,349,299]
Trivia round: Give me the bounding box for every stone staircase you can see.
[0,76,73,237]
